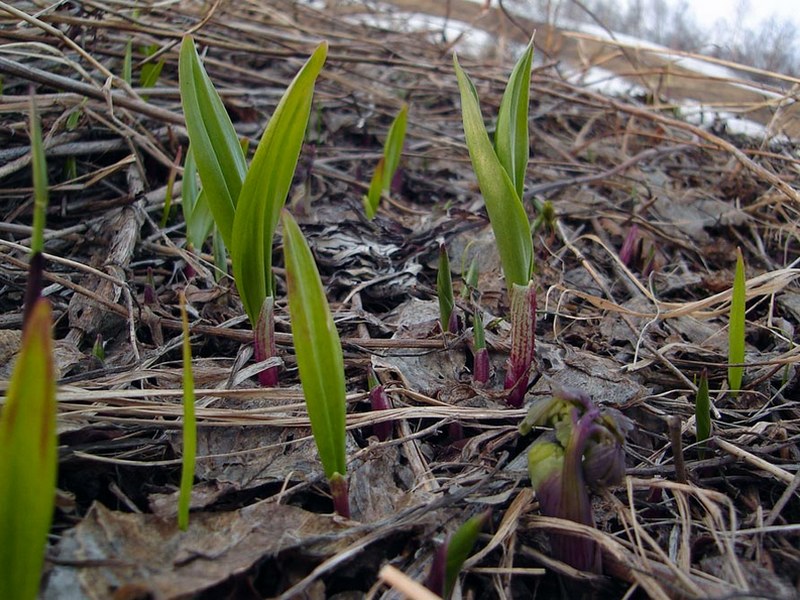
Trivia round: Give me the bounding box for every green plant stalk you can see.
[728,247,746,394]
[24,96,49,326]
[30,98,47,257]
[178,293,196,531]
[695,368,710,459]
[282,210,349,517]
[232,41,327,323]
[453,53,533,293]
[364,103,408,219]
[437,243,455,333]
[0,299,57,600]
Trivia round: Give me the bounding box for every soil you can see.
[1,1,799,599]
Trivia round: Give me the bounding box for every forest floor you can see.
[1,1,799,598]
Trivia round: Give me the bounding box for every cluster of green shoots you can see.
[179,37,349,516]
[0,25,759,598]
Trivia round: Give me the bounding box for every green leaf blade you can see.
[453,54,533,292]
[381,103,408,190]
[495,37,533,199]
[445,510,490,598]
[282,210,347,479]
[728,248,746,393]
[179,35,246,249]
[178,293,196,531]
[364,157,386,219]
[182,147,215,249]
[0,299,57,600]
[232,41,327,323]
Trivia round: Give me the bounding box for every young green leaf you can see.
[140,44,166,89]
[181,146,215,250]
[453,53,533,292]
[437,243,455,333]
[282,209,347,483]
[0,299,57,600]
[30,99,47,257]
[179,35,247,248]
[364,104,408,219]
[123,39,133,85]
[728,247,746,394]
[24,96,48,325]
[364,157,386,219]
[494,36,533,199]
[695,369,710,458]
[444,510,490,599]
[232,41,327,324]
[178,292,196,531]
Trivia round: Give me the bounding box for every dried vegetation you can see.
[0,1,799,598]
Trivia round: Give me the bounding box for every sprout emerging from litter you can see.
[522,387,631,573]
[367,368,393,442]
[504,281,536,407]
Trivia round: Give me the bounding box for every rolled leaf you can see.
[728,248,746,394]
[364,103,408,219]
[282,210,347,480]
[178,293,196,531]
[437,243,455,333]
[494,36,533,199]
[182,147,215,250]
[0,299,57,600]
[232,42,327,324]
[444,510,491,599]
[179,35,247,248]
[454,53,533,292]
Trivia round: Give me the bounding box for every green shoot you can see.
[0,299,57,600]
[426,510,491,599]
[695,369,710,458]
[231,40,327,322]
[123,39,133,84]
[178,292,196,531]
[437,243,455,333]
[179,35,247,249]
[140,44,166,90]
[453,43,534,293]
[364,103,408,219]
[495,35,534,199]
[180,37,327,385]
[181,147,214,250]
[24,96,48,325]
[282,210,349,517]
[728,247,746,394]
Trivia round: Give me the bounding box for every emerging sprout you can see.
[504,281,537,407]
[522,387,631,573]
